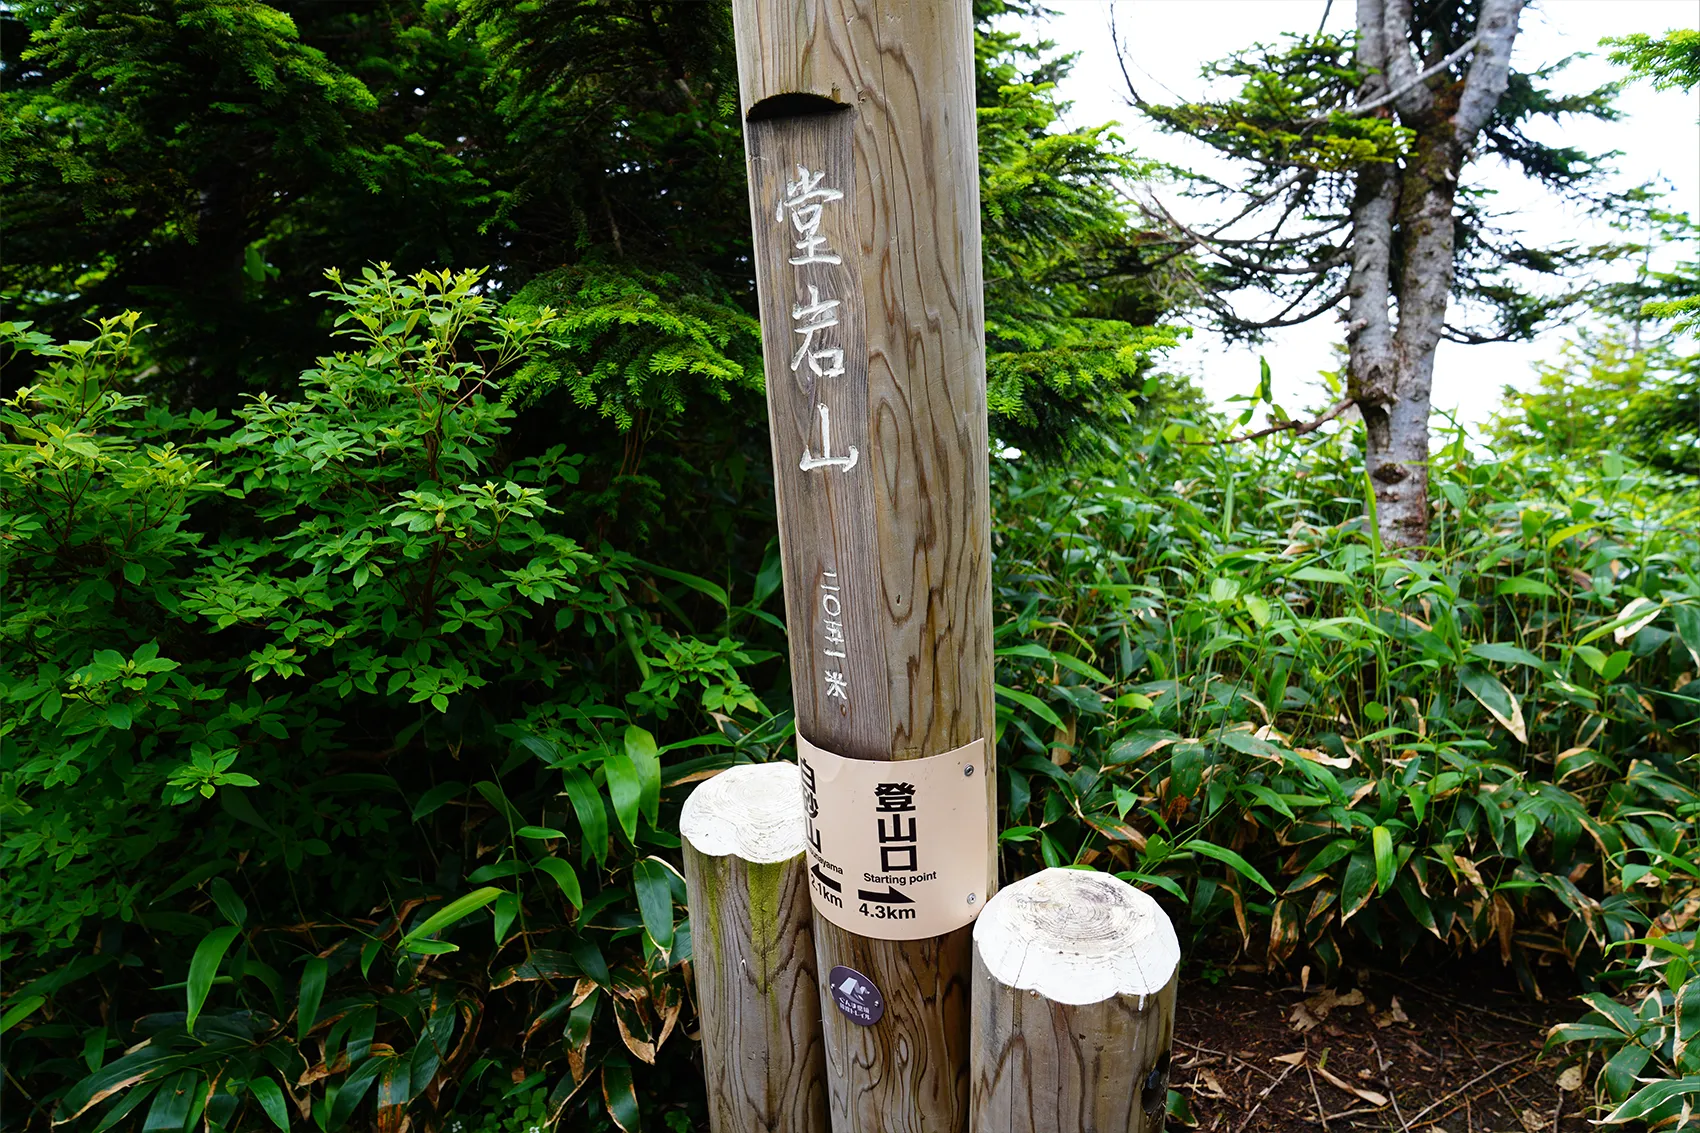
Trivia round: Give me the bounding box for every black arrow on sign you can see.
[811,864,841,892]
[856,885,914,904]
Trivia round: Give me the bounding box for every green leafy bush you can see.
[987,415,1700,989]
[1550,923,1700,1124]
[1,267,776,1132]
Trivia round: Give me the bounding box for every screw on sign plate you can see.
[828,964,885,1026]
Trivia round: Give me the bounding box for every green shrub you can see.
[1550,920,1700,1124]
[1,267,771,1132]
[6,278,1698,1131]
[987,416,1700,988]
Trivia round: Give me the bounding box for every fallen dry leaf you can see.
[1193,1069,1228,1100]
[1373,994,1410,1028]
[1518,1108,1546,1132]
[1290,987,1366,1031]
[1557,1065,1584,1092]
[1272,1050,1307,1066]
[1314,1062,1388,1108]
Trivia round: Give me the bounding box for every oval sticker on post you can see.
[827,964,885,1026]
[795,735,992,940]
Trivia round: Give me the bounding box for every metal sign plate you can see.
[827,965,886,1026]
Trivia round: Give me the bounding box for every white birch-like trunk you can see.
[1347,0,1525,549]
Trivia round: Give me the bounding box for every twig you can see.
[1383,972,1555,1029]
[1458,1018,1529,1121]
[1231,1061,1297,1133]
[1180,397,1357,446]
[1370,1033,1411,1133]
[1175,1039,1280,1083]
[1428,1066,1545,1127]
[1405,1056,1529,1124]
[1305,1055,1330,1132]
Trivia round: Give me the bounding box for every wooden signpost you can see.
[727,0,995,1129]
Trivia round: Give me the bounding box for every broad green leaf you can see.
[57,1041,177,1122]
[1340,850,1376,922]
[400,887,502,951]
[623,725,662,828]
[297,956,327,1040]
[561,767,610,865]
[410,781,465,822]
[603,750,643,843]
[995,684,1064,730]
[474,779,523,830]
[535,857,584,910]
[1186,839,1274,895]
[327,1053,385,1131]
[1672,604,1700,669]
[208,877,247,927]
[1613,596,1663,644]
[1495,575,1557,598]
[142,1071,195,1133]
[602,1056,641,1132]
[1291,566,1351,585]
[1372,826,1395,895]
[518,826,569,840]
[1457,665,1527,744]
[1602,1076,1700,1123]
[248,1077,291,1131]
[1601,1036,1652,1101]
[0,996,46,1034]
[1466,642,1546,669]
[631,559,729,609]
[185,927,241,1034]
[633,857,676,952]
[492,891,522,943]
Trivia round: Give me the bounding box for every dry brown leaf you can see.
[1518,1108,1547,1132]
[1289,1003,1323,1032]
[1314,1062,1388,1108]
[1373,995,1410,1029]
[1193,1069,1229,1099]
[1557,1065,1584,1092]
[1295,747,1353,769]
[1452,852,1487,895]
[1493,893,1516,963]
[1272,1050,1307,1066]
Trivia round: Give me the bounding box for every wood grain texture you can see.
[730,1,995,1129]
[970,870,1179,1133]
[682,767,829,1133]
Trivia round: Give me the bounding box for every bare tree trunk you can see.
[1347,0,1525,549]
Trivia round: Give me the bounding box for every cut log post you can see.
[681,763,829,1133]
[728,1,995,1129]
[971,868,1180,1133]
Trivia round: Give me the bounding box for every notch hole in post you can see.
[746,92,850,122]
[1140,1049,1171,1116]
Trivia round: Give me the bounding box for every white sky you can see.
[1025,0,1700,430]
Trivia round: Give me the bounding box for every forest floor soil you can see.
[1169,961,1594,1132]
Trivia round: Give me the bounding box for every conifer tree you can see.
[1129,0,1622,547]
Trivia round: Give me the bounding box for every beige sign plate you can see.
[796,735,992,940]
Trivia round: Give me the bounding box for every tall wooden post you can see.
[729,2,995,1130]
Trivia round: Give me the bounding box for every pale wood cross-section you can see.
[971,869,1180,1133]
[730,0,996,1129]
[681,764,828,1133]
